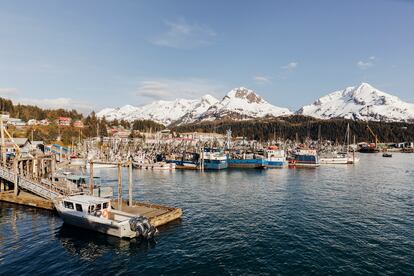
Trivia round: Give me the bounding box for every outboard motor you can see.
[129,216,159,239]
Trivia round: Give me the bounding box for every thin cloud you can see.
[150,19,216,49]
[18,97,93,114]
[136,78,223,101]
[0,88,19,97]
[253,76,271,83]
[357,56,376,69]
[281,62,298,70]
[0,87,93,114]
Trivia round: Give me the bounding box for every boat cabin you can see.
[61,195,111,216]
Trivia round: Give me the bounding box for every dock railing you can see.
[0,166,69,200]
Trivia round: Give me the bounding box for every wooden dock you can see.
[0,153,182,228]
[0,190,54,210]
[0,191,182,227]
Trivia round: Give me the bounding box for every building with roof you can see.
[56,117,72,126]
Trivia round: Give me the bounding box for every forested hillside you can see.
[173,115,414,143]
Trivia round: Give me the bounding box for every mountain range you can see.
[97,83,414,125]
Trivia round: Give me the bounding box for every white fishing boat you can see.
[320,123,360,165]
[132,161,176,170]
[264,146,287,168]
[319,152,349,164]
[53,195,158,239]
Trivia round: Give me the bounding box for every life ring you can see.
[102,209,109,218]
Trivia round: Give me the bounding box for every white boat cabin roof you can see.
[67,195,109,205]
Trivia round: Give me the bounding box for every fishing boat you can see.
[166,152,200,170]
[133,161,176,170]
[292,149,320,167]
[382,153,392,158]
[264,146,287,168]
[132,153,175,170]
[53,195,158,239]
[167,160,199,170]
[202,148,228,170]
[359,144,380,153]
[320,123,359,164]
[227,152,266,169]
[319,152,349,164]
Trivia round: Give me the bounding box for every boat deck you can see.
[111,199,182,227]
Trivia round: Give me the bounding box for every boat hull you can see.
[133,162,176,170]
[319,157,349,164]
[56,209,135,239]
[203,160,228,170]
[266,160,288,168]
[167,160,199,170]
[228,159,266,169]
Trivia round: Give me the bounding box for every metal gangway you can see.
[0,166,67,200]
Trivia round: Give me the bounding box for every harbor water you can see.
[1,153,413,274]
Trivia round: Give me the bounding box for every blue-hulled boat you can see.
[264,146,287,168]
[292,149,320,167]
[202,148,228,170]
[228,155,266,169]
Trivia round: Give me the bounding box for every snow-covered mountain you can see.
[97,98,206,126]
[97,87,291,125]
[297,83,414,122]
[195,87,292,122]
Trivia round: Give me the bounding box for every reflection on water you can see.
[0,153,413,274]
[57,224,157,261]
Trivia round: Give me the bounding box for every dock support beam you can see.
[128,160,132,206]
[13,159,18,196]
[89,160,94,195]
[118,162,122,210]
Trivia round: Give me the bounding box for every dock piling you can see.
[89,160,94,195]
[128,159,132,206]
[118,162,122,210]
[13,159,18,196]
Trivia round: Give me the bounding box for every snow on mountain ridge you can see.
[97,88,291,125]
[197,87,292,121]
[298,83,414,122]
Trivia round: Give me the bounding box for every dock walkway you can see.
[0,166,66,200]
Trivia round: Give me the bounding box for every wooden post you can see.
[33,159,37,180]
[118,162,122,210]
[13,159,18,196]
[51,157,55,185]
[128,160,133,206]
[89,160,94,195]
[201,148,204,171]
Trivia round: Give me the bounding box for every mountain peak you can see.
[226,87,263,104]
[298,83,414,122]
[200,94,218,104]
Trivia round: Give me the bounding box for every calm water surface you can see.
[1,154,413,275]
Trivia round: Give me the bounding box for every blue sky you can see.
[1,0,413,113]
